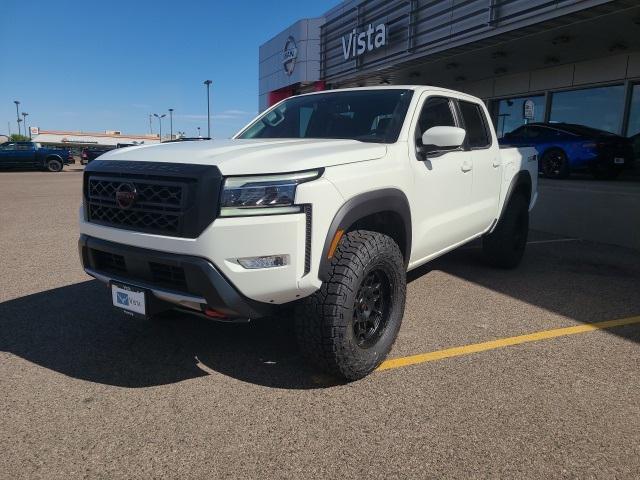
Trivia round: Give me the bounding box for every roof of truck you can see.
[290,85,482,102]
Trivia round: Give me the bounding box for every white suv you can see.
[79,86,537,380]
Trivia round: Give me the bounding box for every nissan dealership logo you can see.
[282,36,298,76]
[115,183,138,209]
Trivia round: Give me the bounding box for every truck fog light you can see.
[237,255,289,269]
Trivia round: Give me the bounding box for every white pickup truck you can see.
[79,86,537,380]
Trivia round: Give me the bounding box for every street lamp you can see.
[203,80,212,138]
[148,114,154,134]
[197,126,201,138]
[153,113,166,142]
[13,101,21,136]
[22,112,29,138]
[168,108,174,140]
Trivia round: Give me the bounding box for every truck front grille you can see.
[87,177,185,235]
[83,161,223,238]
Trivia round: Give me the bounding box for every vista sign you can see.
[341,23,387,60]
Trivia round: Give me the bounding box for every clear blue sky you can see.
[0,0,336,139]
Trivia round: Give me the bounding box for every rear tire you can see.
[541,149,569,179]
[46,158,63,172]
[482,194,529,269]
[295,230,406,381]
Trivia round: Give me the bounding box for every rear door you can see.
[456,100,502,232]
[408,94,475,263]
[13,143,36,169]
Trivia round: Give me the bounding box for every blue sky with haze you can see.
[0,0,336,138]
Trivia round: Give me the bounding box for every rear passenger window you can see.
[459,101,490,148]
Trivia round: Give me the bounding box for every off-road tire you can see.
[295,230,406,381]
[46,158,63,172]
[482,194,529,269]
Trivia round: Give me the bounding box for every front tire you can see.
[295,230,406,381]
[482,194,529,269]
[46,158,63,172]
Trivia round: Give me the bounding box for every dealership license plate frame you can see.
[614,157,625,164]
[111,281,148,318]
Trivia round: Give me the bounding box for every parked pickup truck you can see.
[79,86,538,380]
[0,142,71,172]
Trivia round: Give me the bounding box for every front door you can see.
[408,95,475,265]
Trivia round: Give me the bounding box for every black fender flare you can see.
[497,170,532,224]
[318,188,412,282]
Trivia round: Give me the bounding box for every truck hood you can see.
[98,138,387,175]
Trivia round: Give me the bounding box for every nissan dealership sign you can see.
[341,23,387,60]
[283,36,298,75]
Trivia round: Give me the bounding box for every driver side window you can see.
[416,97,456,143]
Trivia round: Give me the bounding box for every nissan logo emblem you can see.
[115,183,138,209]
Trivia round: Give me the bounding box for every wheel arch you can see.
[318,188,412,282]
[46,154,64,162]
[497,170,532,225]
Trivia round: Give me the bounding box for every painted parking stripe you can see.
[377,316,640,372]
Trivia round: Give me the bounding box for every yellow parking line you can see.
[377,316,640,372]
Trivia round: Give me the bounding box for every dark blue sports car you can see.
[500,123,634,179]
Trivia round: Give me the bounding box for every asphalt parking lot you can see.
[1,169,639,479]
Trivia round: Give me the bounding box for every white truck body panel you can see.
[80,86,537,306]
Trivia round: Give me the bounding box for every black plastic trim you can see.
[318,189,412,282]
[498,171,532,224]
[79,234,274,319]
[83,160,223,238]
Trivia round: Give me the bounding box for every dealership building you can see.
[260,0,640,142]
[260,0,640,249]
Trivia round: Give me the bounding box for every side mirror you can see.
[420,126,466,154]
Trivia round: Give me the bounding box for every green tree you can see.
[10,134,30,142]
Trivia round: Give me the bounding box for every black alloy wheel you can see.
[352,269,391,348]
[541,149,569,179]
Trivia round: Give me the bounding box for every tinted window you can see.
[238,89,414,144]
[459,101,490,148]
[416,97,456,141]
[550,85,624,134]
[496,95,545,138]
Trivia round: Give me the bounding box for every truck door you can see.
[456,100,502,233]
[24,143,39,167]
[0,143,14,168]
[11,143,35,168]
[408,95,476,262]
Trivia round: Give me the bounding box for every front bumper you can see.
[79,234,275,319]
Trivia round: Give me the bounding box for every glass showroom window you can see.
[495,95,545,138]
[627,84,640,160]
[550,85,625,134]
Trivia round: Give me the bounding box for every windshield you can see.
[237,89,414,143]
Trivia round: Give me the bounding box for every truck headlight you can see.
[219,169,321,217]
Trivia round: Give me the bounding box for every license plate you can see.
[111,283,146,316]
[614,157,625,164]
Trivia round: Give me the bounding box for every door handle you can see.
[461,160,472,172]
[492,158,501,168]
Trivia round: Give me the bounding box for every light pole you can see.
[197,126,201,138]
[204,80,212,138]
[22,112,29,138]
[153,113,166,142]
[168,108,174,140]
[13,101,21,136]
[148,114,153,134]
